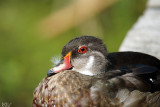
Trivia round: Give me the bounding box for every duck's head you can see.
[47,36,109,77]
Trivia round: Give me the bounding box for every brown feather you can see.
[33,70,160,106]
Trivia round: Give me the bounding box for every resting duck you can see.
[33,36,160,107]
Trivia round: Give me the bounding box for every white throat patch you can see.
[85,56,94,70]
[73,56,95,76]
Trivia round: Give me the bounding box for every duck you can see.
[33,36,160,107]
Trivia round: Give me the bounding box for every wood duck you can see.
[33,36,160,107]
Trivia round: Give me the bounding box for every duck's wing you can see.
[106,52,160,91]
[105,66,160,106]
[107,51,160,70]
[115,89,160,107]
[105,66,160,94]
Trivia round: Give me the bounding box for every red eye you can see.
[78,46,88,54]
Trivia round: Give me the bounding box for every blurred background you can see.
[0,0,146,106]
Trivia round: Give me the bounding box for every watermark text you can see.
[2,102,12,107]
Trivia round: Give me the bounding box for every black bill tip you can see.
[47,69,56,77]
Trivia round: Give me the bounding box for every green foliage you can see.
[0,0,146,106]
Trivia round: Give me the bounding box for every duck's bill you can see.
[47,52,72,77]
